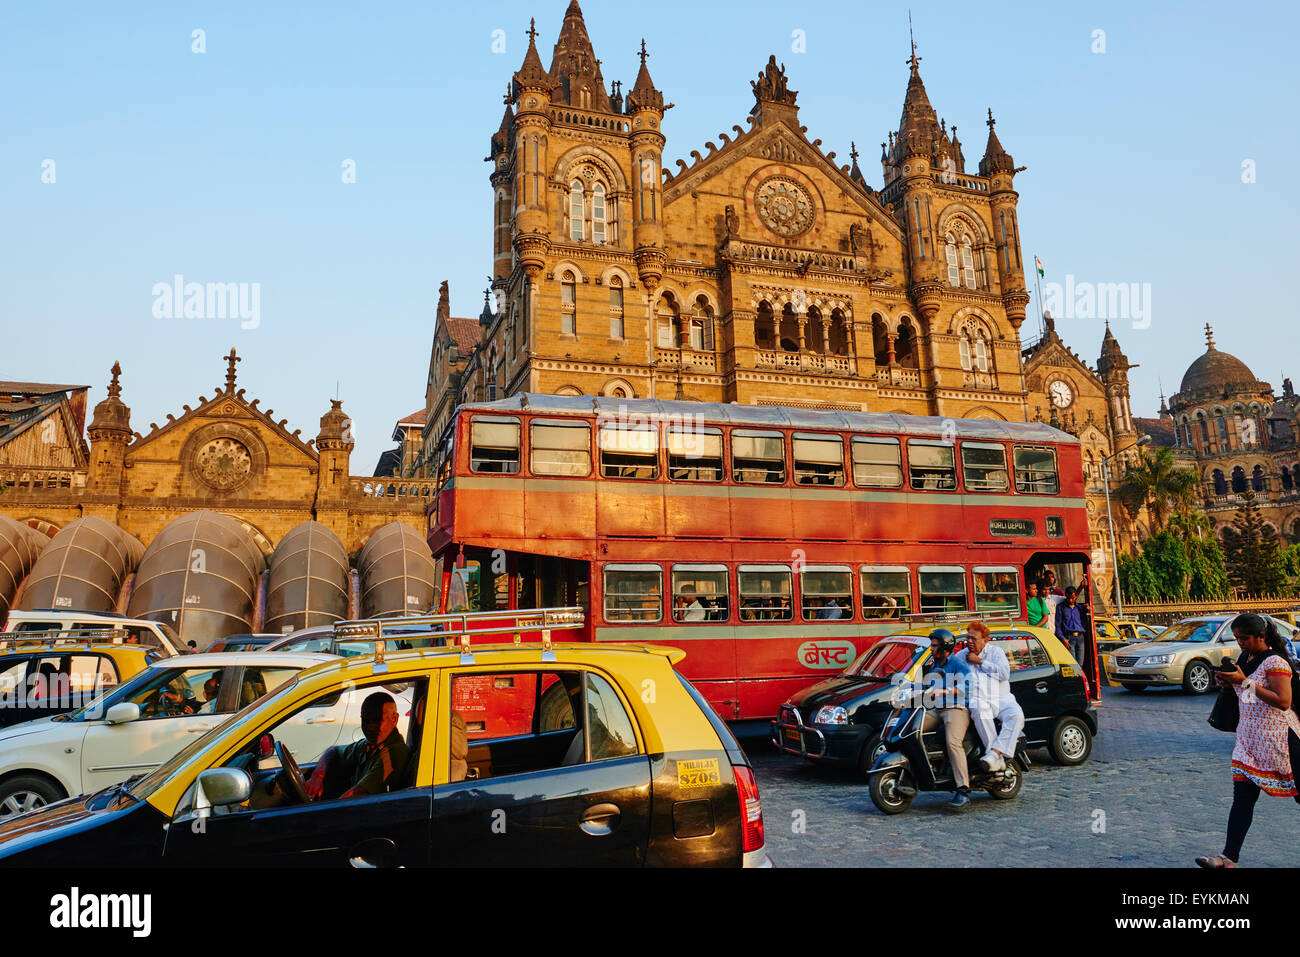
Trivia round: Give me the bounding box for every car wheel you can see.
[1183,660,1213,695]
[1049,716,1093,765]
[986,765,1023,800]
[1120,683,1146,692]
[868,768,914,815]
[0,775,64,821]
[857,733,885,780]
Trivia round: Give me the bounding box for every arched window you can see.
[1282,467,1294,492]
[1216,412,1229,450]
[960,240,976,290]
[561,270,577,335]
[1252,465,1266,492]
[944,222,984,289]
[569,182,584,241]
[959,332,988,373]
[690,297,715,352]
[872,315,890,366]
[1198,413,1210,446]
[592,183,606,244]
[1231,465,1247,493]
[895,320,917,369]
[608,275,624,339]
[778,304,799,352]
[830,308,849,356]
[656,294,680,348]
[755,301,776,350]
[1294,464,1300,489]
[806,306,823,353]
[945,234,960,286]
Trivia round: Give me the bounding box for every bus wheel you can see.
[868,768,914,815]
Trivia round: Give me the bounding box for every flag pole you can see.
[1033,252,1046,341]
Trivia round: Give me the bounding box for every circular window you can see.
[755,177,814,238]
[195,438,253,491]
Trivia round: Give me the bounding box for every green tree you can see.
[1118,553,1160,603]
[1281,542,1300,582]
[1116,447,1200,534]
[1186,536,1230,600]
[1141,530,1191,600]
[1221,490,1287,595]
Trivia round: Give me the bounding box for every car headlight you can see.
[813,705,848,726]
[1142,654,1173,665]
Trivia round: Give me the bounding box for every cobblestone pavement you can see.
[744,684,1299,867]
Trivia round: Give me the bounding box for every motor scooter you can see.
[867,683,1031,814]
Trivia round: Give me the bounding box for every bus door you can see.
[1026,552,1099,700]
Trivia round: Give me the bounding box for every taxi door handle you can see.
[186,724,217,733]
[1035,682,1049,693]
[305,716,337,724]
[578,803,621,836]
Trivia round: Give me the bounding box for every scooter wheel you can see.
[986,766,1023,800]
[869,768,915,815]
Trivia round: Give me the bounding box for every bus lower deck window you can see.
[974,569,1020,614]
[852,437,902,488]
[599,424,659,480]
[737,565,793,621]
[671,564,730,622]
[667,427,723,481]
[961,442,1009,492]
[918,568,968,615]
[732,431,786,485]
[1014,447,1059,494]
[530,421,591,476]
[908,442,957,490]
[860,568,912,619]
[602,564,663,622]
[793,435,845,487]
[800,567,852,620]
[470,417,521,473]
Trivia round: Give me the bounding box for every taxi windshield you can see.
[125,671,303,802]
[1156,621,1219,643]
[846,640,922,679]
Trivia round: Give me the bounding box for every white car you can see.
[3,609,183,657]
[0,652,411,819]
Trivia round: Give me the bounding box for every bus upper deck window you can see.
[961,442,1009,492]
[737,565,793,622]
[1014,446,1059,494]
[793,435,845,487]
[602,564,663,623]
[918,567,968,615]
[732,431,786,485]
[470,416,521,473]
[598,424,659,480]
[667,427,723,481]
[908,441,957,490]
[860,567,911,619]
[851,437,902,488]
[800,566,852,620]
[973,568,1020,614]
[530,420,591,476]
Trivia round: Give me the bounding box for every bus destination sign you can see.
[990,518,1035,537]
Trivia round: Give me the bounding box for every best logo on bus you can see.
[797,640,855,669]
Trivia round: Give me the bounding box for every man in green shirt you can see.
[1026,581,1049,628]
[305,692,410,800]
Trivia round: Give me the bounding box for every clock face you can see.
[1049,379,1074,408]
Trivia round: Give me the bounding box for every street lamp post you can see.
[1101,434,1152,617]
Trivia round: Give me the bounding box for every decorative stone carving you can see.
[195,437,252,491]
[754,177,813,238]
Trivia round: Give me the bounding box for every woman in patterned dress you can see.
[1197,614,1300,868]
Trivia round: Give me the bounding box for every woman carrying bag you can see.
[1197,613,1300,868]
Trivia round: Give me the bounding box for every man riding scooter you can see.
[924,628,976,808]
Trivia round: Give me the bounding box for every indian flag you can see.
[1035,256,1045,278]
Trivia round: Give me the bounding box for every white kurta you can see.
[958,644,1025,757]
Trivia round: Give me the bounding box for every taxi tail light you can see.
[733,765,765,854]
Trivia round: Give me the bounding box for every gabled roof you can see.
[1134,417,1176,448]
[128,384,319,459]
[0,382,88,397]
[445,317,481,355]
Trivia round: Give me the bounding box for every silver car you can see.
[1103,614,1297,694]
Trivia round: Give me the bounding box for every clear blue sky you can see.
[3,1,1297,469]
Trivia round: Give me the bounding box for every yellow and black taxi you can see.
[0,640,770,867]
[1093,617,1162,656]
[772,622,1098,769]
[0,636,161,728]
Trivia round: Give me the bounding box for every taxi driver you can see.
[303,692,410,800]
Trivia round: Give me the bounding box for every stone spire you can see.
[848,141,866,186]
[223,347,241,394]
[479,287,494,327]
[1097,320,1133,381]
[883,34,960,174]
[547,1,612,112]
[89,361,131,436]
[316,399,353,451]
[512,18,554,96]
[626,39,663,113]
[978,108,1016,176]
[490,93,514,158]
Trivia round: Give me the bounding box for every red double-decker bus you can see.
[427,394,1099,723]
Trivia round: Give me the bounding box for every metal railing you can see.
[0,628,144,654]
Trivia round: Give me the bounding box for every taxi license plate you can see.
[784,729,801,743]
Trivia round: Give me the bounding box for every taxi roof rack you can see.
[0,628,142,653]
[901,611,1020,627]
[329,606,585,674]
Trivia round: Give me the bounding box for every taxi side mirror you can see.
[104,702,140,725]
[196,768,252,809]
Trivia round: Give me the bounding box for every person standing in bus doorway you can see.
[1055,587,1088,666]
[1026,582,1048,628]
[960,622,1025,772]
[1042,570,1065,597]
[1040,575,1064,634]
